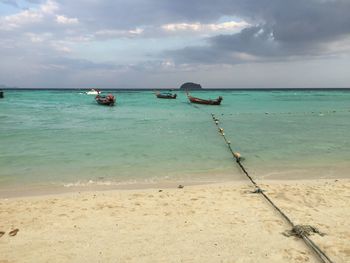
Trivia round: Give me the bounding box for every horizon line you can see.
[2,87,350,91]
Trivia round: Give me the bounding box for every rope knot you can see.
[251,188,264,194]
[284,225,325,238]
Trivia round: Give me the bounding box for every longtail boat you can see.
[187,92,222,105]
[155,91,177,99]
[95,94,115,106]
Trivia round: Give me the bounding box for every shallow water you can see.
[1,90,349,191]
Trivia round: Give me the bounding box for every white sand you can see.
[0,179,349,263]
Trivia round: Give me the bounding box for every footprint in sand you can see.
[58,213,68,217]
[0,231,5,238]
[9,229,19,236]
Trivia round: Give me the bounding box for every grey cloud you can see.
[210,26,278,56]
[47,57,118,71]
[6,1,350,46]
[50,0,350,64]
[165,25,306,64]
[57,0,243,30]
[1,0,350,88]
[165,0,350,64]
[264,0,350,44]
[56,0,350,41]
[4,0,348,44]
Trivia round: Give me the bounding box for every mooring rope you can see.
[211,113,334,263]
[215,109,350,117]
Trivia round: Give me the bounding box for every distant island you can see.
[179,82,202,90]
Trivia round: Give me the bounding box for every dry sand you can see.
[0,179,349,263]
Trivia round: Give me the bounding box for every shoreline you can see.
[0,179,221,199]
[1,178,349,262]
[2,159,350,199]
[0,174,348,199]
[0,175,349,199]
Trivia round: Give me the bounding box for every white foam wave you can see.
[63,179,140,188]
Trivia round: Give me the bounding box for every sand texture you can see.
[0,179,349,263]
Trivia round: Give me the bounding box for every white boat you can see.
[86,89,101,95]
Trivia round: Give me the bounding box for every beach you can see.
[1,90,350,262]
[1,179,349,263]
[1,0,350,261]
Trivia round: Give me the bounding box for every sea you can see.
[1,89,349,195]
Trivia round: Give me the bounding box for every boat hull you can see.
[156,94,177,99]
[95,95,116,106]
[188,96,222,105]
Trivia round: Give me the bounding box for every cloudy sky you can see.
[1,0,350,89]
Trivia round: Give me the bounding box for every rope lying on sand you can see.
[211,113,334,263]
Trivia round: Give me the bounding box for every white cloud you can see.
[128,28,143,35]
[231,52,259,62]
[25,33,45,43]
[163,23,201,31]
[0,0,60,31]
[0,10,43,30]
[56,15,79,25]
[40,0,59,15]
[162,20,250,33]
[209,21,250,31]
[161,59,175,69]
[95,28,144,38]
[51,41,72,53]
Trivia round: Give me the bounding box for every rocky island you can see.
[179,82,202,90]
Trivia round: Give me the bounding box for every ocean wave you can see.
[63,179,139,188]
[61,176,221,188]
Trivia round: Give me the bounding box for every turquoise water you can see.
[1,90,350,191]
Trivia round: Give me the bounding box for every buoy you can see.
[219,128,224,133]
[227,141,231,144]
[233,152,241,160]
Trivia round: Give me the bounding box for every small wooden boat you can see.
[95,94,115,106]
[155,91,177,99]
[187,92,222,105]
[86,88,101,95]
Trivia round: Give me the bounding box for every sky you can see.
[0,0,350,89]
